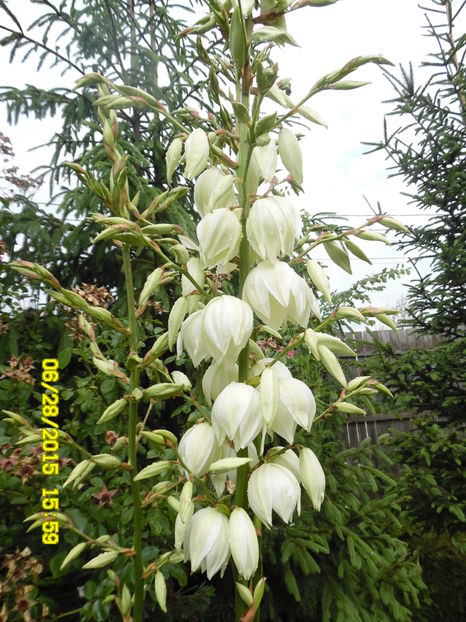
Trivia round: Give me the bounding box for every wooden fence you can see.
[341,328,443,447]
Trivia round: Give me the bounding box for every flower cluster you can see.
[166,105,330,584]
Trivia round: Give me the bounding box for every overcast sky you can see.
[2,0,462,315]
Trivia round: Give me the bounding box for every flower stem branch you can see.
[122,244,144,622]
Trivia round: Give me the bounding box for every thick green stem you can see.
[233,26,255,622]
[122,245,144,622]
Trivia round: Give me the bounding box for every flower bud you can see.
[194,167,235,217]
[212,382,263,450]
[82,551,119,570]
[91,454,121,470]
[171,371,191,391]
[134,460,171,481]
[252,141,277,183]
[178,422,220,476]
[154,571,167,613]
[318,345,347,386]
[183,507,230,579]
[306,259,331,304]
[243,260,319,330]
[299,447,325,511]
[168,296,188,350]
[169,243,190,265]
[247,463,301,528]
[97,398,127,425]
[175,501,194,550]
[184,128,209,180]
[139,267,163,306]
[166,137,183,184]
[229,508,259,580]
[197,208,242,269]
[246,196,301,261]
[278,128,303,185]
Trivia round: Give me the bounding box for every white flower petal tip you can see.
[183,507,230,579]
[247,463,301,528]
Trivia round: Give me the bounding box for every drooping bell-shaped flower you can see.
[201,296,253,362]
[211,382,263,450]
[268,377,316,443]
[299,448,325,511]
[178,422,219,476]
[202,358,239,406]
[252,141,277,183]
[268,447,301,482]
[246,196,301,261]
[178,309,210,367]
[197,208,242,269]
[194,167,235,217]
[247,463,301,528]
[229,508,259,580]
[278,127,303,185]
[242,260,320,330]
[184,128,209,180]
[183,507,230,579]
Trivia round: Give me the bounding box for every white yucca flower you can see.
[242,260,320,330]
[278,127,303,185]
[299,448,325,511]
[184,128,209,180]
[197,208,242,269]
[268,447,301,482]
[268,377,316,444]
[229,508,259,580]
[178,309,210,367]
[178,422,219,476]
[211,382,263,450]
[252,141,277,183]
[194,167,235,217]
[247,463,301,528]
[202,358,239,406]
[201,296,253,362]
[246,196,301,261]
[183,507,230,579]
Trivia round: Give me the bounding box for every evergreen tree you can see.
[0,0,209,294]
[367,0,466,339]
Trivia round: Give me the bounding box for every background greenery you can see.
[1,1,464,621]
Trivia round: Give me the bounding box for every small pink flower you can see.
[286,349,295,359]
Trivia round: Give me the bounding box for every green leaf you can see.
[58,331,73,368]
